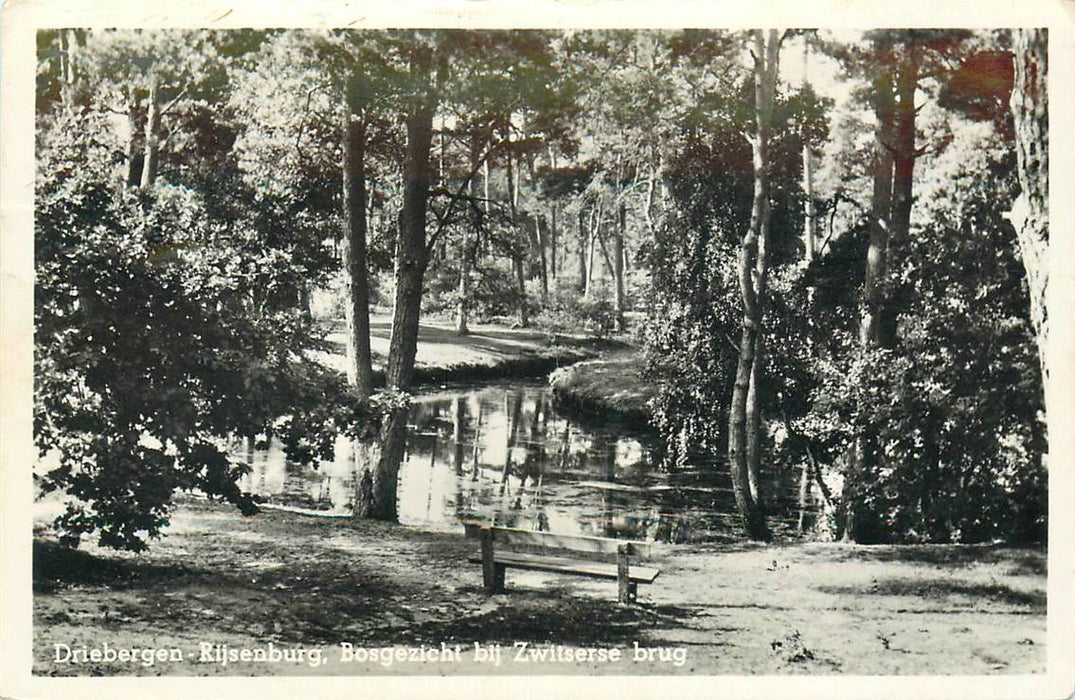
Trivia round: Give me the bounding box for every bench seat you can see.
[463,523,661,603]
[467,551,661,584]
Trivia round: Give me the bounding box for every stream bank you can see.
[548,350,656,427]
[314,315,610,389]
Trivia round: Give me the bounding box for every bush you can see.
[422,260,523,322]
[533,282,616,337]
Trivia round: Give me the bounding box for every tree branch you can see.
[159,85,190,117]
[426,138,505,254]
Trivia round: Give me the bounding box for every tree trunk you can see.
[354,409,409,520]
[550,203,558,280]
[727,29,780,542]
[595,217,613,278]
[860,68,895,347]
[577,207,588,293]
[802,146,817,262]
[1009,28,1049,390]
[585,204,600,297]
[797,455,812,533]
[126,98,146,187]
[59,29,78,107]
[802,42,817,263]
[847,60,897,541]
[457,133,483,336]
[385,54,436,392]
[745,334,764,505]
[613,201,626,331]
[643,163,659,234]
[299,284,312,322]
[456,219,471,335]
[356,46,436,522]
[512,257,528,325]
[140,75,161,188]
[504,124,528,327]
[537,214,549,303]
[342,81,374,398]
[889,45,919,249]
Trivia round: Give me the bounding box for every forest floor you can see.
[32,499,1046,677]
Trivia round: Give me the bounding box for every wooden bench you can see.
[462,523,660,604]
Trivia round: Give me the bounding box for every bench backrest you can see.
[462,522,652,559]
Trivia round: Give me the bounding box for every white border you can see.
[2,2,1073,699]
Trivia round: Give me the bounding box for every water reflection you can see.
[237,381,746,543]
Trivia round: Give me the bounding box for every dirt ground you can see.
[32,499,1046,677]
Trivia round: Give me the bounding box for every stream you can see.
[236,380,771,543]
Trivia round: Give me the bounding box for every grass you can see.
[548,349,656,426]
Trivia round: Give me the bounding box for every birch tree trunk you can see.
[727,29,780,542]
[140,75,161,188]
[59,30,78,107]
[577,207,587,293]
[614,201,626,332]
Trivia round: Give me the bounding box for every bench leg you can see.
[481,527,505,593]
[617,544,633,604]
[493,563,506,592]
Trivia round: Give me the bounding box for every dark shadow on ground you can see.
[816,577,1045,610]
[33,537,414,642]
[35,527,689,651]
[386,591,691,647]
[793,543,1046,574]
[33,540,194,592]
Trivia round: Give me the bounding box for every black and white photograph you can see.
[1,2,1073,698]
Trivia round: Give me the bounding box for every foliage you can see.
[34,106,376,551]
[642,74,812,468]
[801,120,1045,543]
[534,283,617,338]
[423,259,524,322]
[34,28,1047,548]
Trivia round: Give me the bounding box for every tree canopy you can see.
[34,28,1048,549]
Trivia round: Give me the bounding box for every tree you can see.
[797,29,1047,543]
[727,29,783,541]
[1007,28,1049,393]
[644,29,809,538]
[76,30,226,190]
[860,48,895,347]
[384,36,437,391]
[341,70,375,397]
[34,40,370,549]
